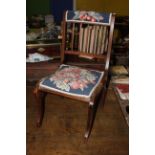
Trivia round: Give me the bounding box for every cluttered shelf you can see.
[26,14,62,61]
[112,16,129,66]
[110,65,129,126]
[110,16,129,125]
[26,39,61,84]
[26,14,62,83]
[26,39,61,62]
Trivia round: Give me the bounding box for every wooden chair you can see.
[34,11,115,140]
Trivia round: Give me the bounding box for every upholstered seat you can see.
[40,64,104,98]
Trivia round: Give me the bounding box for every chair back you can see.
[61,11,115,72]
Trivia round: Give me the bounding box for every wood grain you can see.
[27,85,128,155]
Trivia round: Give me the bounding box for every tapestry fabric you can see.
[40,64,104,98]
[66,11,112,25]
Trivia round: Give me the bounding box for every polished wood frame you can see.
[34,11,115,140]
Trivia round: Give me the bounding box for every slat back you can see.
[61,11,115,71]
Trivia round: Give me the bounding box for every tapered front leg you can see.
[34,87,47,127]
[84,101,96,140]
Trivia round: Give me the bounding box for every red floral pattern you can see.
[49,66,97,92]
[73,11,104,22]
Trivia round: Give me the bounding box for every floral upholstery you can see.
[40,64,104,98]
[66,11,112,25]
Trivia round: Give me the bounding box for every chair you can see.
[34,11,115,140]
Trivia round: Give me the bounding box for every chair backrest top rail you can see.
[65,11,112,26]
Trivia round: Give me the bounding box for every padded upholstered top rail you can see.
[65,11,112,25]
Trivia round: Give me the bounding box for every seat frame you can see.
[34,11,115,140]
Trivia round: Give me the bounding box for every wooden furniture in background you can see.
[34,11,115,140]
[112,16,129,66]
[26,40,61,57]
[26,40,61,83]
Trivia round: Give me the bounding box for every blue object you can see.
[50,0,74,25]
[40,64,104,98]
[66,11,112,25]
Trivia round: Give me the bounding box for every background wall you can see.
[26,0,50,16]
[26,0,129,16]
[76,0,129,16]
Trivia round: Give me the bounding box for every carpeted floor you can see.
[26,85,128,155]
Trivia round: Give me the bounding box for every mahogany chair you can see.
[34,11,115,140]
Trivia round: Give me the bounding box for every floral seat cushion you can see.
[40,64,104,98]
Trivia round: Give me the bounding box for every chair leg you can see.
[34,87,47,127]
[84,86,108,140]
[101,83,110,108]
[84,102,97,140]
[106,73,111,89]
